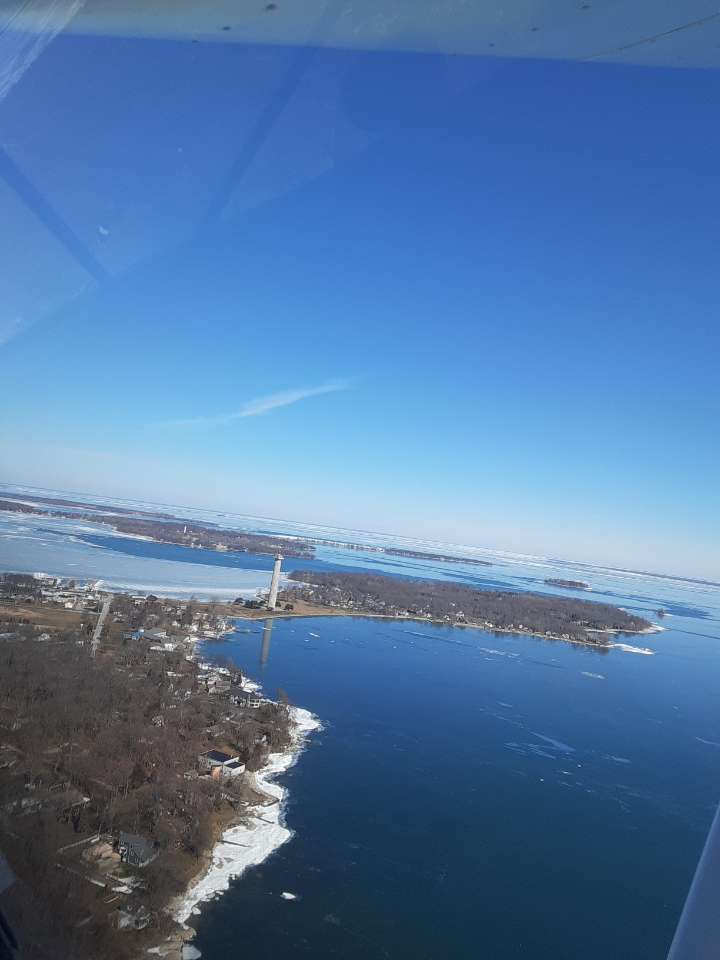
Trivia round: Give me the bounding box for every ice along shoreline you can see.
[173,705,322,925]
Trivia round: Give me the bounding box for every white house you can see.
[197,749,245,778]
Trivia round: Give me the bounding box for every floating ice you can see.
[281,892,297,900]
[532,733,575,753]
[525,744,556,759]
[610,643,655,655]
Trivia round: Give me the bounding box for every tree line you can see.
[283,570,652,641]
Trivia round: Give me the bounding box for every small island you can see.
[544,578,589,590]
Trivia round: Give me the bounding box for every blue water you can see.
[189,588,720,960]
[2,489,720,956]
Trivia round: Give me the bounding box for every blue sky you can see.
[0,35,719,579]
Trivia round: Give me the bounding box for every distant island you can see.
[0,496,314,558]
[299,537,492,566]
[0,495,492,567]
[544,578,589,590]
[281,570,651,643]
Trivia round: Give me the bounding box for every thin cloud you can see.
[158,380,349,428]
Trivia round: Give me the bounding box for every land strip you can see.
[279,570,653,643]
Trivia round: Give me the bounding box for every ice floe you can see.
[532,733,575,753]
[609,643,656,655]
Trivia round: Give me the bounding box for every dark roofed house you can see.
[118,832,156,868]
[198,749,233,769]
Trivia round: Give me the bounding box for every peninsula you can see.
[280,570,652,643]
[0,573,302,960]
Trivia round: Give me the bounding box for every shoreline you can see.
[172,705,322,927]
[230,603,662,650]
[169,604,658,943]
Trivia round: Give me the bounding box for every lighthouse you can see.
[267,553,283,610]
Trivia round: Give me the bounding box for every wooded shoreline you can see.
[276,570,654,645]
[0,574,298,960]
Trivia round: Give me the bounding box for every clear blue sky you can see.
[0,34,718,579]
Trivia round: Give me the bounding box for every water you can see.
[0,510,275,597]
[1,490,720,957]
[186,600,720,960]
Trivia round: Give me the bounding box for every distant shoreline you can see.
[275,570,656,648]
[544,578,589,590]
[229,599,661,650]
[0,495,492,568]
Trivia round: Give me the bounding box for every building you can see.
[268,553,283,610]
[197,749,245,777]
[117,832,157,868]
[235,688,262,709]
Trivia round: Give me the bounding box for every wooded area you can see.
[283,570,652,642]
[0,577,291,960]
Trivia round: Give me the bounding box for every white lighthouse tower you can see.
[267,553,283,610]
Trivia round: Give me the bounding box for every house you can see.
[235,688,262,709]
[117,900,150,930]
[144,627,167,640]
[117,832,157,867]
[207,675,231,695]
[214,757,245,778]
[197,750,245,777]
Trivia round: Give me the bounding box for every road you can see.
[91,596,112,656]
